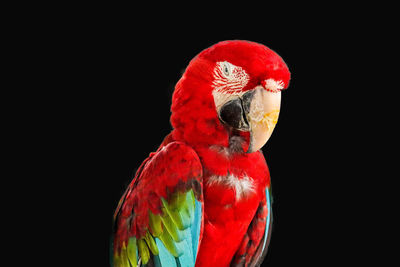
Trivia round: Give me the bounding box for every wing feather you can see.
[231,186,273,267]
[112,142,204,267]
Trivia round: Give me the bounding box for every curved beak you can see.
[217,86,281,153]
[245,86,281,153]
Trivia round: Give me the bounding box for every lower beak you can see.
[246,86,281,153]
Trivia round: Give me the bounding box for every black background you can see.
[28,6,390,267]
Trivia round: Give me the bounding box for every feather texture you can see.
[231,186,272,267]
[112,142,204,267]
[113,40,290,267]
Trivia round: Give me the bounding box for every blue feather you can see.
[191,199,202,261]
[261,187,272,252]
[176,231,194,266]
[142,192,202,267]
[155,238,177,267]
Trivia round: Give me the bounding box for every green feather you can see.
[161,197,186,231]
[144,231,159,255]
[178,191,193,229]
[114,243,130,267]
[186,190,196,224]
[113,254,121,267]
[138,238,150,265]
[131,189,198,266]
[127,238,138,267]
[161,190,195,231]
[160,205,184,242]
[148,211,163,237]
[158,227,183,257]
[181,190,195,225]
[178,207,191,229]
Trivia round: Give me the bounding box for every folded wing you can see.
[112,142,204,267]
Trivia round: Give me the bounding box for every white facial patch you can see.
[207,174,255,201]
[212,61,249,112]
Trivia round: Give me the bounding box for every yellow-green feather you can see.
[160,205,184,242]
[158,227,183,257]
[161,197,186,231]
[177,191,193,229]
[114,242,130,267]
[186,190,196,224]
[137,238,150,265]
[161,190,195,231]
[181,190,195,224]
[144,231,159,255]
[126,238,138,267]
[148,210,163,237]
[113,254,121,267]
[116,189,199,266]
[189,190,195,212]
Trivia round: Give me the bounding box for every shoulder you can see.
[140,142,202,181]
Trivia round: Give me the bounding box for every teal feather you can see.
[182,228,194,262]
[261,187,272,252]
[176,231,194,266]
[152,255,162,267]
[191,198,202,260]
[124,189,202,267]
[155,238,177,267]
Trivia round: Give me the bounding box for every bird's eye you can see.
[222,62,231,77]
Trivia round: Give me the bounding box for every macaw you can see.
[112,40,290,267]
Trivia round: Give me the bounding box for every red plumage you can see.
[169,41,287,265]
[113,142,203,253]
[113,40,290,267]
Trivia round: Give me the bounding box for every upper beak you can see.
[218,86,281,153]
[245,86,281,153]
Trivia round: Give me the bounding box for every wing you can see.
[112,141,204,267]
[231,186,273,267]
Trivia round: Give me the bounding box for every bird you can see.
[111,40,291,267]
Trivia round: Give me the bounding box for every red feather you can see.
[113,141,203,254]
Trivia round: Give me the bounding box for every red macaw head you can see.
[171,40,290,153]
